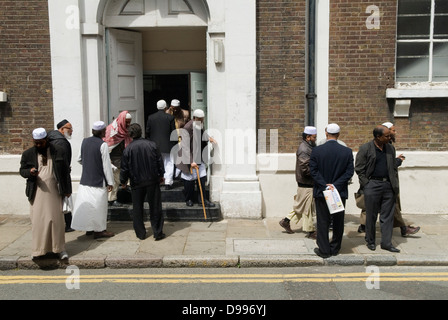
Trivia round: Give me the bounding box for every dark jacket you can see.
[47,129,72,185]
[295,140,314,186]
[19,144,71,202]
[146,110,176,153]
[309,140,354,199]
[355,140,399,195]
[120,138,165,189]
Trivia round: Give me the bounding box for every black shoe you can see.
[314,248,331,259]
[137,234,147,240]
[366,243,376,251]
[165,185,173,190]
[186,200,194,207]
[155,233,166,241]
[381,245,400,253]
[65,227,75,232]
[198,199,215,207]
[358,224,366,233]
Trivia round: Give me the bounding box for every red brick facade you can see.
[257,0,308,153]
[0,0,53,154]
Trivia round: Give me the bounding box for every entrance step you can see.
[108,202,221,222]
[109,180,221,222]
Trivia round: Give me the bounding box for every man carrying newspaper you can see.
[309,123,354,259]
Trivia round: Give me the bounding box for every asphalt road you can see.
[1,266,448,303]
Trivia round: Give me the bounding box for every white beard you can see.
[64,131,72,140]
[193,121,203,131]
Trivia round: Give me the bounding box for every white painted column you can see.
[315,0,330,137]
[218,0,262,218]
[48,0,85,178]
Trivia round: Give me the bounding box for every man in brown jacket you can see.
[279,126,317,239]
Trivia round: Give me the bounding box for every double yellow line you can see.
[1,272,448,284]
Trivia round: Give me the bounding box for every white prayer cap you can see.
[171,99,180,107]
[326,123,340,134]
[382,122,394,129]
[193,109,205,118]
[304,126,317,135]
[125,113,132,120]
[157,100,167,110]
[32,128,47,140]
[92,121,106,131]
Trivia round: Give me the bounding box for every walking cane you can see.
[191,166,207,220]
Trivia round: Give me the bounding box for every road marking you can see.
[1,272,448,284]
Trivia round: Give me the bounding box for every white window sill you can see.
[386,87,448,99]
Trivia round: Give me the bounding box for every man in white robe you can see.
[71,121,115,239]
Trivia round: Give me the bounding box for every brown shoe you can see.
[401,225,420,237]
[94,230,115,239]
[306,231,317,240]
[279,218,294,234]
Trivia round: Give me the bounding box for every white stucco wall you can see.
[258,151,448,218]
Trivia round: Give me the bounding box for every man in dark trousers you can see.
[121,123,165,240]
[355,125,400,253]
[146,99,176,190]
[47,119,74,232]
[309,123,354,258]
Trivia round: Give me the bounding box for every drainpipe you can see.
[306,0,316,126]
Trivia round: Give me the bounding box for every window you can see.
[397,0,448,82]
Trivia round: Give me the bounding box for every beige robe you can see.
[286,187,316,232]
[30,149,65,257]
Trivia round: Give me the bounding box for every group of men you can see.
[279,122,420,258]
[20,98,216,259]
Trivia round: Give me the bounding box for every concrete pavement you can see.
[1,213,448,270]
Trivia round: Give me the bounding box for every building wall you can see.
[256,0,308,153]
[328,0,397,150]
[0,0,53,154]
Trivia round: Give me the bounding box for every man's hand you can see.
[398,154,405,161]
[30,168,38,176]
[107,185,113,192]
[191,162,199,169]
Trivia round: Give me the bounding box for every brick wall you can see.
[257,0,307,153]
[0,0,53,155]
[328,0,397,150]
[329,0,448,151]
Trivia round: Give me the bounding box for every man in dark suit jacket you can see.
[146,100,176,189]
[309,123,354,258]
[355,125,400,253]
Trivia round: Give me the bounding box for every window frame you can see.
[396,0,448,85]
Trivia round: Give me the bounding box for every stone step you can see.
[108,202,221,222]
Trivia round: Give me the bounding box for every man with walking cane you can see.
[176,109,216,208]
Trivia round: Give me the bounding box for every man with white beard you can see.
[47,119,74,232]
[176,109,216,207]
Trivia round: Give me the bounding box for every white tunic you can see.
[71,142,114,232]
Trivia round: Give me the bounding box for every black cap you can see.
[57,119,69,129]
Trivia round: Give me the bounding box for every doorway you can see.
[143,74,189,123]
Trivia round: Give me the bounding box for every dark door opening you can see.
[143,74,189,125]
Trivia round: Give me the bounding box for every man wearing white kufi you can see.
[20,127,72,259]
[279,126,318,238]
[71,121,115,239]
[176,108,216,207]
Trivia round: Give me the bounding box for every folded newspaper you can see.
[323,187,344,214]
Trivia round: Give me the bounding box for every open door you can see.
[106,28,144,130]
[190,72,207,128]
